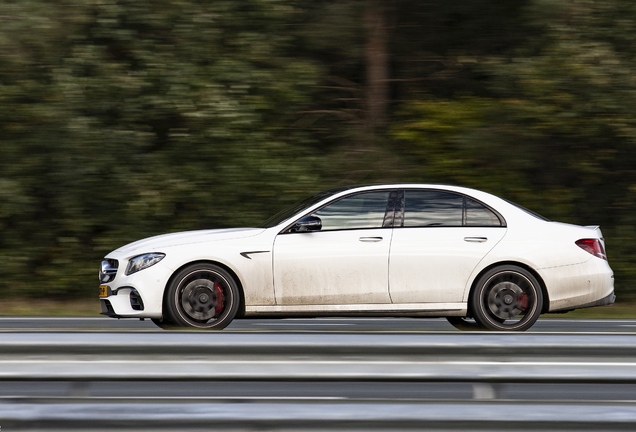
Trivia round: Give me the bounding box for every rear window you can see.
[505,199,550,221]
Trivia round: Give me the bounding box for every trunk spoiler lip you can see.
[584,225,604,244]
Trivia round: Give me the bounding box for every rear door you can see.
[388,189,507,303]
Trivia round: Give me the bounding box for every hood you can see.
[110,228,265,256]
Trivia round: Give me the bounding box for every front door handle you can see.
[464,237,488,243]
[359,237,383,242]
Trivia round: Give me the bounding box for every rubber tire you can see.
[446,316,486,331]
[471,265,543,332]
[165,263,240,330]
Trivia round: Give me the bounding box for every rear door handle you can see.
[359,237,383,242]
[464,237,487,243]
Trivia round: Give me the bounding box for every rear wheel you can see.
[471,265,543,331]
[165,263,240,329]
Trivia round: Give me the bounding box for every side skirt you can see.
[244,303,467,318]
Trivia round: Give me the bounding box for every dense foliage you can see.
[1,0,636,301]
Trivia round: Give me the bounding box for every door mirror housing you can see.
[290,215,322,233]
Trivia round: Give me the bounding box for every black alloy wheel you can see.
[471,265,543,331]
[165,263,240,329]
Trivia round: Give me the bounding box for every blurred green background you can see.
[1,0,635,306]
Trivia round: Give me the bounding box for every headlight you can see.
[125,253,166,276]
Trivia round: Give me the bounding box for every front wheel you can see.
[471,265,543,331]
[165,263,240,329]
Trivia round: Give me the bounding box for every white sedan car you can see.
[99,184,615,331]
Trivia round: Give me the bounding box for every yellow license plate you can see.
[99,285,109,298]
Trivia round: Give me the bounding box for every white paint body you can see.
[100,184,614,320]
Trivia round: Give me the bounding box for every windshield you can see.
[258,186,354,228]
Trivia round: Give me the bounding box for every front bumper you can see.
[98,260,172,319]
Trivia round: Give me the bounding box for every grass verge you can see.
[0,299,101,317]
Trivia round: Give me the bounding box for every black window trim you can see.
[397,188,507,228]
[280,188,399,234]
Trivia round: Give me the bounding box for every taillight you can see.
[576,239,607,260]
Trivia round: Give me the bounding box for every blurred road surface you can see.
[0,316,634,332]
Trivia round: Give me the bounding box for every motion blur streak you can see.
[0,1,636,309]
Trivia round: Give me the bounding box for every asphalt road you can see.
[0,316,635,332]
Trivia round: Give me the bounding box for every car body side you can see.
[100,184,614,320]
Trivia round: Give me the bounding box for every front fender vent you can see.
[130,289,145,311]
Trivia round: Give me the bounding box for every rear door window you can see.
[465,198,503,226]
[402,190,503,227]
[403,191,463,227]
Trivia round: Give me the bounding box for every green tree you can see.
[390,0,636,299]
[0,0,322,298]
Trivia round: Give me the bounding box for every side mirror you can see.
[291,215,322,233]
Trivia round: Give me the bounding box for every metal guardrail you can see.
[3,332,636,430]
[3,401,636,431]
[1,332,636,382]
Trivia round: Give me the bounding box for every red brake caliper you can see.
[214,283,224,316]
[517,293,528,311]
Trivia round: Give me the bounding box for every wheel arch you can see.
[467,261,550,315]
[162,260,246,319]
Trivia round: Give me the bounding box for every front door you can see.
[273,190,395,305]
